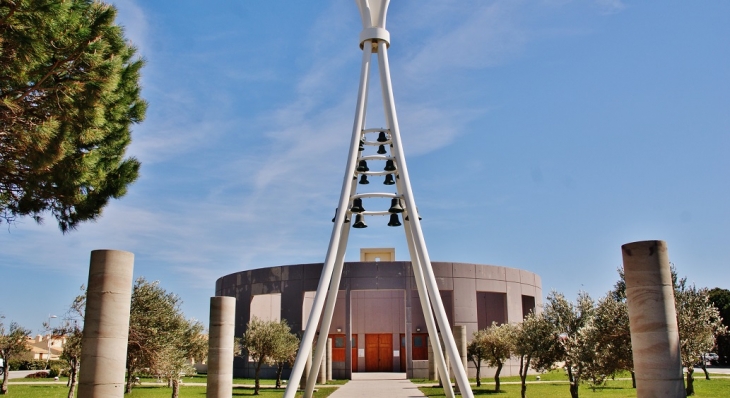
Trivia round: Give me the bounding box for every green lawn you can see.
[418,371,730,398]
[4,384,338,398]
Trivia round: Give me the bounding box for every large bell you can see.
[353,214,367,228]
[350,198,365,213]
[384,159,396,172]
[377,131,388,142]
[331,208,350,223]
[377,145,387,154]
[356,160,369,172]
[359,175,369,184]
[383,174,395,185]
[387,213,402,227]
[388,198,404,213]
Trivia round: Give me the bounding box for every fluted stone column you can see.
[78,250,135,398]
[319,346,327,384]
[207,296,236,398]
[622,240,686,398]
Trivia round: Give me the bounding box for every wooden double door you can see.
[365,334,393,372]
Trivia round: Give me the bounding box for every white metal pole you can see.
[402,217,455,398]
[376,43,474,398]
[305,183,355,398]
[283,40,374,398]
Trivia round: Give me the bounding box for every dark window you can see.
[414,336,423,347]
[335,337,345,348]
[522,295,536,319]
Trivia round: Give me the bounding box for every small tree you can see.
[272,328,299,388]
[126,278,188,394]
[242,318,299,395]
[513,311,555,398]
[152,316,207,398]
[708,288,730,366]
[675,279,727,396]
[469,323,515,391]
[587,293,633,387]
[0,317,31,395]
[52,289,86,398]
[543,291,595,398]
[467,329,489,387]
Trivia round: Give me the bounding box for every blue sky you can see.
[3,0,729,332]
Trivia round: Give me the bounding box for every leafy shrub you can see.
[49,366,61,377]
[25,371,49,379]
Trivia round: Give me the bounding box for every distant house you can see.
[21,334,65,361]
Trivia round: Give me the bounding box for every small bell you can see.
[332,208,350,223]
[350,198,366,213]
[383,174,395,185]
[377,145,387,154]
[388,198,404,213]
[384,159,396,172]
[359,175,369,184]
[357,160,369,172]
[353,214,367,228]
[358,138,365,151]
[387,213,402,227]
[377,131,388,142]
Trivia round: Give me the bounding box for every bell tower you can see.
[283,1,474,397]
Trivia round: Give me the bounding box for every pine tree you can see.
[0,0,146,232]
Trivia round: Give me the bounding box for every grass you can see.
[4,384,338,397]
[417,370,730,397]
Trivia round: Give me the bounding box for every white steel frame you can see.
[283,1,473,397]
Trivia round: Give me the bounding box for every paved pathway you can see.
[328,373,425,398]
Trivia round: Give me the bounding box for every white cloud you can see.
[110,0,149,55]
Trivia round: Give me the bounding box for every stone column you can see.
[319,345,327,384]
[622,240,686,398]
[452,325,467,377]
[301,347,312,389]
[326,338,333,381]
[78,250,135,398]
[207,296,236,398]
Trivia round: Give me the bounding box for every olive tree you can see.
[0,317,31,395]
[242,318,299,395]
[468,323,514,391]
[675,278,727,396]
[513,311,555,398]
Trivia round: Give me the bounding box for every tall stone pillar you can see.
[452,325,467,378]
[326,338,333,381]
[78,250,135,398]
[622,240,686,398]
[319,346,327,384]
[207,296,236,398]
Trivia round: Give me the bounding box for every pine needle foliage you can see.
[0,0,146,232]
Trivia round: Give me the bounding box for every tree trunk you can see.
[471,358,481,387]
[686,366,695,396]
[1,362,8,395]
[125,365,134,394]
[276,363,284,388]
[494,361,503,392]
[67,361,79,398]
[631,371,636,388]
[254,357,264,395]
[701,361,710,380]
[171,378,180,398]
[519,354,529,398]
[567,365,579,398]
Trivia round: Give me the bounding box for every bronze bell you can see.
[350,198,366,213]
[353,214,367,228]
[384,159,396,172]
[359,175,369,184]
[332,208,350,223]
[358,138,365,151]
[377,131,388,142]
[388,198,404,213]
[387,213,402,227]
[383,174,395,185]
[357,160,369,172]
[377,145,387,154]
